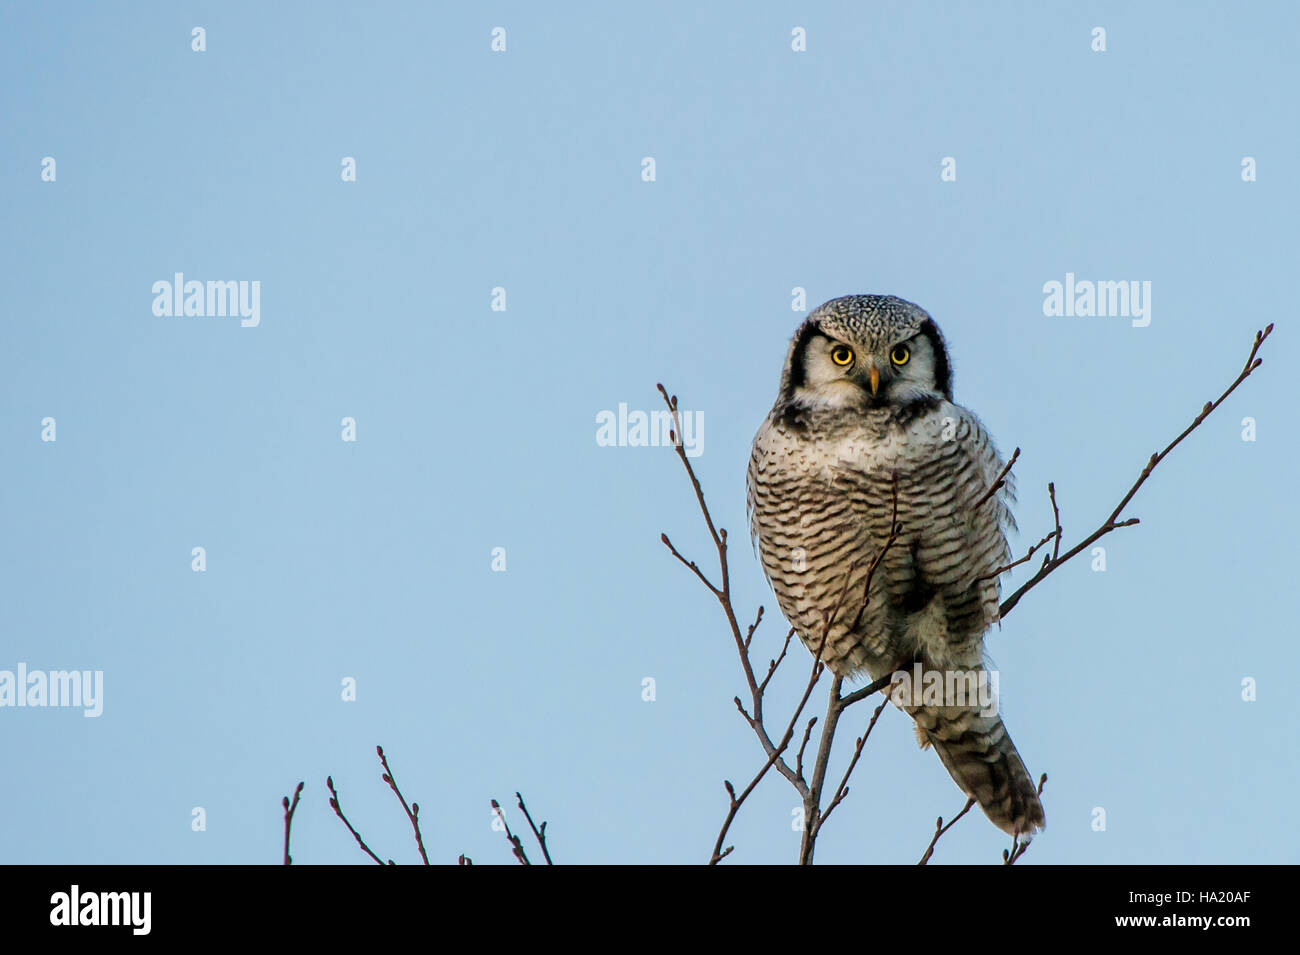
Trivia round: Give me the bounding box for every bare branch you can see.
[793,535,904,865]
[376,745,429,865]
[999,324,1272,619]
[799,674,844,865]
[515,792,553,865]
[838,672,900,710]
[709,746,788,865]
[660,532,720,595]
[492,799,530,865]
[818,694,892,829]
[795,717,817,781]
[744,606,765,651]
[656,385,729,564]
[972,447,1020,511]
[327,775,388,865]
[661,398,914,865]
[917,797,977,865]
[320,748,550,867]
[657,384,810,816]
[1047,481,1062,562]
[977,527,1060,583]
[711,631,829,863]
[281,781,304,866]
[757,627,796,697]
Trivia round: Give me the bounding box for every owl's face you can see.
[780,295,953,411]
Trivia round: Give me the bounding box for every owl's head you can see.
[779,295,953,411]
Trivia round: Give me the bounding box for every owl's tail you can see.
[912,704,1045,839]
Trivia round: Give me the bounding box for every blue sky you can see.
[1,1,1296,865]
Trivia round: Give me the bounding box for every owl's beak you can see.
[868,365,880,395]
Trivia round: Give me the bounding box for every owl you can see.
[747,294,1045,838]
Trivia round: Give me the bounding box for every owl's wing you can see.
[905,407,1044,838]
[944,403,1016,633]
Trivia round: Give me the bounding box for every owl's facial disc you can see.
[784,312,954,411]
[801,330,942,409]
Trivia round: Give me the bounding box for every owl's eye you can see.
[830,345,854,366]
[890,345,910,366]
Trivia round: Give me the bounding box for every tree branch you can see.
[327,775,389,865]
[818,694,892,831]
[999,323,1272,619]
[917,797,977,865]
[281,781,304,866]
[799,674,845,865]
[1002,774,1049,865]
[492,799,530,865]
[515,792,553,865]
[377,745,429,865]
[971,447,1020,511]
[661,385,911,864]
[798,493,903,864]
[710,633,828,864]
[319,748,552,866]
[657,384,809,810]
[977,527,1060,583]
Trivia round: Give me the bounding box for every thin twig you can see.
[917,797,977,865]
[710,631,829,864]
[744,606,764,651]
[515,792,553,865]
[794,656,893,864]
[377,745,429,865]
[1047,482,1062,562]
[1002,774,1048,865]
[710,752,784,865]
[757,628,797,697]
[999,324,1272,619]
[972,447,1020,511]
[818,693,892,829]
[657,384,807,801]
[799,673,844,865]
[281,781,304,866]
[977,528,1060,583]
[838,672,901,710]
[327,775,388,865]
[661,532,720,595]
[795,717,817,781]
[492,799,530,865]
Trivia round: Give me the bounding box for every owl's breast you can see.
[748,404,992,673]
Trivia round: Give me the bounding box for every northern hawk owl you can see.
[747,294,1045,838]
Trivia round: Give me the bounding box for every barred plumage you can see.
[747,294,1045,838]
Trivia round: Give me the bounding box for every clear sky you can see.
[1,2,1296,865]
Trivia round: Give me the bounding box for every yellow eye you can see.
[890,345,910,366]
[830,345,854,366]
